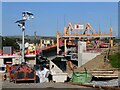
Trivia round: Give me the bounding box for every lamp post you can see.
[15,11,34,63]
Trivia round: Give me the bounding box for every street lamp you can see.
[15,11,34,63]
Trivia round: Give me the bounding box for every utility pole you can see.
[15,11,34,63]
[0,36,2,50]
[34,31,37,44]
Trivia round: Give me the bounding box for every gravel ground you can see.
[2,80,87,88]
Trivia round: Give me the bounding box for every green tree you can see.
[2,37,19,50]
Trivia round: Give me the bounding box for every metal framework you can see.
[56,22,115,55]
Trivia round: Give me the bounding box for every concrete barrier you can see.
[78,52,101,67]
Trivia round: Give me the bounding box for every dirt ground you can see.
[75,54,113,71]
[74,47,119,72]
[66,51,111,77]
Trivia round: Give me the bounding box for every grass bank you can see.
[108,53,120,68]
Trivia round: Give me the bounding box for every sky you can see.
[1,2,118,37]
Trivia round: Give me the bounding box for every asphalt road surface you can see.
[1,80,101,90]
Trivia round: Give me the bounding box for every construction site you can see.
[0,19,120,89]
[0,2,119,89]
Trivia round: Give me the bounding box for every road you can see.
[2,80,87,88]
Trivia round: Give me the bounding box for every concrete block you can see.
[52,73,67,82]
